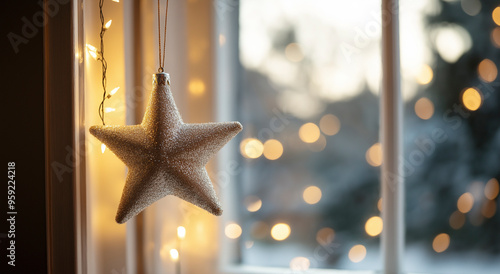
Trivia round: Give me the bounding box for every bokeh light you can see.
[365,216,383,237]
[319,114,340,136]
[177,226,186,239]
[244,196,262,212]
[449,211,466,230]
[482,200,497,218]
[366,143,382,167]
[414,97,435,120]
[493,7,500,26]
[416,64,434,85]
[299,123,321,143]
[285,43,304,62]
[225,223,242,239]
[461,0,481,16]
[170,249,179,261]
[462,87,482,111]
[491,27,500,48]
[263,139,284,160]
[240,138,264,159]
[316,227,335,245]
[457,192,475,213]
[271,223,291,241]
[485,178,500,200]
[188,78,205,96]
[432,233,450,253]
[478,59,498,83]
[377,198,383,212]
[289,257,310,271]
[303,186,322,204]
[348,245,367,263]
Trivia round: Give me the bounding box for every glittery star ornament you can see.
[90,73,242,224]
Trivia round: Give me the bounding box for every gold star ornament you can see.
[90,73,242,224]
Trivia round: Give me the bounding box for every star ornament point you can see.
[90,73,242,224]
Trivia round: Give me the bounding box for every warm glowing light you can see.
[104,107,115,113]
[188,79,206,96]
[482,200,497,218]
[366,143,382,167]
[289,257,310,271]
[112,0,120,2]
[316,227,335,245]
[271,223,291,241]
[225,223,242,239]
[109,87,120,96]
[244,196,262,212]
[365,216,383,237]
[432,233,450,253]
[86,44,98,60]
[348,245,367,263]
[169,249,179,261]
[285,43,304,62]
[485,178,500,200]
[457,192,474,213]
[219,34,226,46]
[414,97,434,120]
[319,114,340,136]
[478,59,498,83]
[449,211,466,230]
[105,20,112,29]
[177,226,186,239]
[240,138,264,159]
[462,88,482,111]
[377,198,382,212]
[263,139,283,160]
[303,186,322,205]
[86,44,97,52]
[89,51,98,60]
[299,123,320,143]
[417,65,434,85]
[101,143,106,153]
[493,7,500,26]
[491,27,500,48]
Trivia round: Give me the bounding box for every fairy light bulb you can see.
[105,20,112,29]
[104,107,115,113]
[101,143,106,153]
[107,87,120,98]
[170,249,179,261]
[177,226,186,239]
[86,44,98,60]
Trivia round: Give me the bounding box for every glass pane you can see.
[400,0,500,273]
[237,0,383,270]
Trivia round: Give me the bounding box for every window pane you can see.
[237,0,382,270]
[402,0,500,273]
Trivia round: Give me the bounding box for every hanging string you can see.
[98,0,108,125]
[157,0,169,72]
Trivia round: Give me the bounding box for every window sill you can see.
[221,265,378,274]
